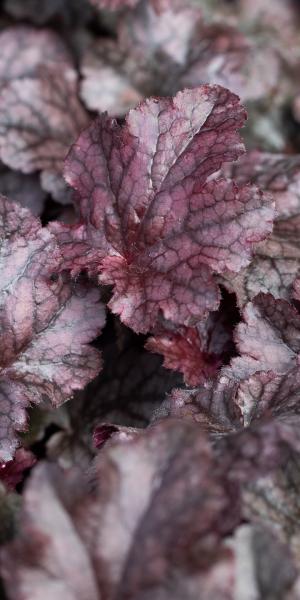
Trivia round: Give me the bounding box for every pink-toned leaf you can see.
[231,293,300,378]
[80,1,278,121]
[2,420,298,600]
[156,376,242,434]
[0,419,239,600]
[0,71,88,203]
[225,152,300,219]
[0,26,88,204]
[0,197,104,462]
[80,3,260,119]
[159,370,300,484]
[179,23,251,100]
[59,85,273,333]
[80,39,143,117]
[119,0,268,105]
[118,0,202,68]
[0,448,36,491]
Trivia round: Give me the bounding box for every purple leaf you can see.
[222,152,300,304]
[155,294,300,476]
[0,72,88,202]
[0,197,104,462]
[55,85,273,333]
[0,419,239,600]
[0,27,76,83]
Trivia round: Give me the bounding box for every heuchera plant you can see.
[2,0,300,598]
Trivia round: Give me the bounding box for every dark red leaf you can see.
[0,448,36,491]
[146,325,221,387]
[146,298,235,386]
[93,423,138,449]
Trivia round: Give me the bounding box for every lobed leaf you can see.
[222,152,300,304]
[57,85,274,333]
[0,198,104,461]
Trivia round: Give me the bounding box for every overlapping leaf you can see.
[0,27,88,203]
[54,85,273,333]
[221,152,300,304]
[146,293,237,385]
[2,419,299,599]
[79,0,279,119]
[156,293,300,480]
[0,197,104,462]
[0,420,241,600]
